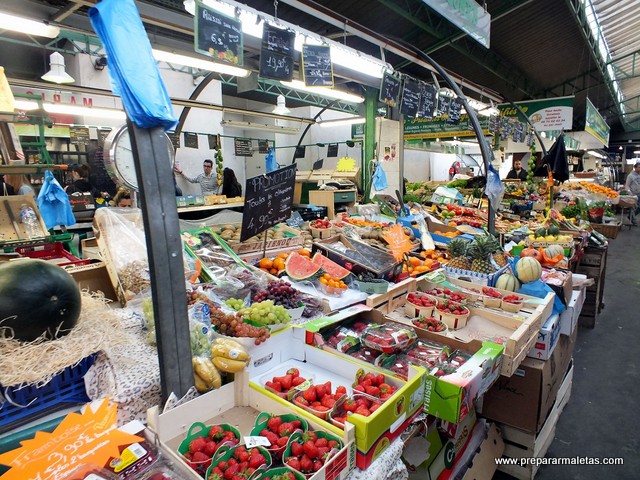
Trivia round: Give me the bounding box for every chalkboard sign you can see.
[241,164,296,242]
[195,3,243,66]
[97,128,112,147]
[294,146,306,159]
[302,44,333,87]
[447,98,463,124]
[208,134,219,150]
[258,140,270,154]
[380,72,400,107]
[400,78,421,118]
[184,132,199,149]
[167,132,181,150]
[327,143,339,158]
[513,121,525,143]
[417,83,437,119]
[234,138,253,156]
[489,115,499,134]
[500,117,511,140]
[437,95,451,116]
[69,127,90,146]
[259,25,295,81]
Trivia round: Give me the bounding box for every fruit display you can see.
[240,300,292,326]
[501,294,524,313]
[526,226,572,243]
[251,413,308,462]
[515,256,543,283]
[353,371,397,401]
[192,357,223,392]
[435,300,470,330]
[330,394,383,425]
[285,252,322,281]
[213,224,295,245]
[310,219,331,230]
[402,256,438,277]
[495,273,521,292]
[317,273,348,296]
[405,291,437,318]
[348,345,383,364]
[577,181,619,198]
[263,367,310,399]
[311,252,351,279]
[427,287,467,303]
[481,287,502,308]
[361,322,417,353]
[206,445,270,480]
[209,306,271,345]
[404,340,450,370]
[434,350,472,377]
[179,423,241,477]
[445,235,504,275]
[254,467,305,480]
[357,225,419,252]
[283,430,343,476]
[320,319,370,353]
[412,316,447,333]
[293,381,348,420]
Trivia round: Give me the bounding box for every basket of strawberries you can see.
[435,300,470,330]
[412,316,448,335]
[405,291,437,318]
[283,430,343,478]
[501,294,524,313]
[481,287,502,308]
[250,413,308,462]
[205,445,271,480]
[310,219,333,239]
[178,422,241,477]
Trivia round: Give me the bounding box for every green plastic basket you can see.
[250,412,309,462]
[282,430,343,477]
[178,422,241,476]
[253,466,306,480]
[205,444,272,480]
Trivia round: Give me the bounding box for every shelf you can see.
[0,164,67,175]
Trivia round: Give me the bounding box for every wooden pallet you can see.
[496,361,574,480]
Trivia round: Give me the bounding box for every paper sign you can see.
[382,223,414,262]
[0,398,143,480]
[244,436,272,448]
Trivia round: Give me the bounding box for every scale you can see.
[321,179,356,190]
[103,125,175,191]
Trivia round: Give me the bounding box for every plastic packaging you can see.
[20,204,42,239]
[404,339,450,370]
[361,322,417,353]
[434,349,473,377]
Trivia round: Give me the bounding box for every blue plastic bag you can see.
[372,162,388,191]
[485,163,505,208]
[518,279,565,316]
[37,171,76,229]
[88,0,177,130]
[265,147,277,173]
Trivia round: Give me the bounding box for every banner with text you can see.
[499,96,574,132]
[584,97,610,146]
[404,113,490,140]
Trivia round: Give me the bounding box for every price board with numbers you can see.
[400,78,421,118]
[241,164,296,242]
[195,3,243,65]
[447,97,464,124]
[234,138,253,156]
[302,44,333,87]
[380,72,401,107]
[259,25,295,81]
[417,83,437,119]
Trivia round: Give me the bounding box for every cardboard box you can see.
[559,287,584,336]
[147,371,356,480]
[0,194,49,245]
[526,313,560,361]
[250,324,425,469]
[81,236,102,260]
[480,328,576,433]
[425,218,474,246]
[543,270,573,305]
[63,259,119,302]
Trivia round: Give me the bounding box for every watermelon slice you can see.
[285,252,322,281]
[312,253,351,279]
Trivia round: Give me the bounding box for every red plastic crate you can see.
[15,242,90,267]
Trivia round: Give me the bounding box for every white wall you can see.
[403,149,431,182]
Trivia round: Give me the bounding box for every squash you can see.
[495,273,521,292]
[0,259,81,342]
[516,257,542,283]
[544,244,565,258]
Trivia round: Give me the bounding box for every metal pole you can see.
[127,120,193,402]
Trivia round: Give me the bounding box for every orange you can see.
[259,258,274,270]
[278,252,289,259]
[273,258,285,270]
[319,277,328,285]
[323,273,331,280]
[299,249,311,258]
[269,268,278,275]
[409,257,422,267]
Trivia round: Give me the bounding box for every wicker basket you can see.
[592,222,622,239]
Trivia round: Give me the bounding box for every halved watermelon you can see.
[285,252,322,281]
[312,253,351,279]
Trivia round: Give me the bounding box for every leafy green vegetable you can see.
[403,194,421,203]
[447,179,469,188]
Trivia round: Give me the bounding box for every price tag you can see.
[244,436,272,448]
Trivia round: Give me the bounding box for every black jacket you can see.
[506,169,527,181]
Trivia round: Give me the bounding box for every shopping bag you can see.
[372,162,388,191]
[37,170,76,229]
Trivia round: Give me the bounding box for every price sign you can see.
[167,132,181,150]
[447,97,464,124]
[184,132,199,149]
[327,143,339,157]
[380,72,401,107]
[259,25,295,81]
[208,134,219,150]
[489,115,500,135]
[417,83,437,119]
[97,128,112,147]
[69,126,90,146]
[400,78,421,118]
[294,145,306,159]
[258,140,270,154]
[241,164,296,241]
[195,3,243,65]
[302,44,333,87]
[234,138,253,156]
[437,95,451,116]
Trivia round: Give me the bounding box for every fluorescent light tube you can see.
[152,49,251,77]
[221,120,299,134]
[14,99,125,119]
[587,150,605,159]
[0,12,60,38]
[318,117,366,128]
[281,80,364,104]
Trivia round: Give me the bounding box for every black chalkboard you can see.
[437,95,451,116]
[489,115,499,134]
[234,138,253,156]
[208,134,219,150]
[167,132,181,151]
[400,78,421,118]
[241,164,297,242]
[447,98,463,124]
[302,44,333,87]
[327,143,339,158]
[184,132,199,149]
[69,127,90,146]
[380,72,400,107]
[195,3,243,66]
[97,128,112,147]
[294,146,306,159]
[258,140,270,154]
[513,121,525,143]
[259,25,294,81]
[417,83,437,119]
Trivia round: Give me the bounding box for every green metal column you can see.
[363,87,378,202]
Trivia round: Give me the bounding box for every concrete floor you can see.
[495,226,640,479]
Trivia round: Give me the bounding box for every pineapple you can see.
[468,236,497,273]
[446,238,471,270]
[484,234,508,267]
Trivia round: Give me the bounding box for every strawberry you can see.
[286,367,300,377]
[227,458,237,467]
[332,415,346,425]
[303,440,319,459]
[365,386,381,397]
[291,420,302,429]
[343,399,357,412]
[315,383,326,400]
[378,383,393,395]
[353,384,365,393]
[327,440,339,449]
[300,455,314,472]
[362,373,376,384]
[265,381,282,392]
[375,374,385,386]
[189,436,207,453]
[302,386,317,402]
[237,450,249,462]
[313,460,323,471]
[279,422,295,437]
[296,397,310,407]
[291,442,304,456]
[370,402,382,413]
[265,431,279,445]
[280,374,294,390]
[292,376,306,387]
[248,452,266,469]
[287,457,301,471]
[314,405,330,413]
[223,464,239,480]
[315,437,328,448]
[204,441,218,457]
[267,416,282,433]
[209,425,225,441]
[217,461,227,470]
[335,385,347,396]
[355,406,371,416]
[192,451,209,463]
[321,396,335,409]
[277,436,288,447]
[322,381,332,396]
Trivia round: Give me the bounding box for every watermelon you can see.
[312,253,351,279]
[285,252,322,281]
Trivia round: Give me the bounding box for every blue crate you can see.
[0,354,96,433]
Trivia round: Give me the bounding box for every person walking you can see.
[506,159,528,181]
[174,159,218,195]
[625,161,640,225]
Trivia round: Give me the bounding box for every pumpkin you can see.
[495,273,521,292]
[544,244,565,258]
[520,247,543,262]
[0,259,81,342]
[515,257,542,283]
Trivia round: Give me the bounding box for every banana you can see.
[213,356,248,373]
[192,357,222,389]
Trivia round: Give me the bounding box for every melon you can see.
[534,227,547,238]
[515,257,542,283]
[544,244,565,258]
[495,273,521,292]
[312,253,351,279]
[547,225,560,236]
[0,259,81,342]
[285,252,322,281]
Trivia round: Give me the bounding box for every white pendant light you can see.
[183,0,196,15]
[41,52,75,84]
[272,95,290,115]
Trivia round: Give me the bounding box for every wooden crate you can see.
[496,361,574,480]
[364,276,416,312]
